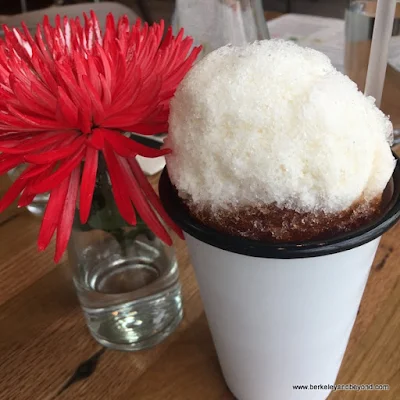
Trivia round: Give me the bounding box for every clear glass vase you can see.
[68,158,183,351]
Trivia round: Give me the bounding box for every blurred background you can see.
[0,0,349,25]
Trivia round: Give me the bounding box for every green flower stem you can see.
[109,228,128,257]
[74,154,149,254]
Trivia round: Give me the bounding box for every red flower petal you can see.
[118,156,172,245]
[160,26,173,50]
[43,15,55,52]
[57,86,79,127]
[38,176,69,251]
[0,174,27,213]
[79,146,98,224]
[90,10,103,44]
[88,128,105,150]
[18,164,54,207]
[82,74,104,124]
[128,157,183,239]
[35,23,53,67]
[18,163,54,180]
[95,43,112,90]
[7,104,67,130]
[72,50,89,86]
[54,63,91,133]
[0,132,29,144]
[31,146,85,193]
[127,122,169,136]
[0,131,76,154]
[0,154,24,175]
[10,77,55,119]
[54,166,80,262]
[24,134,83,164]
[18,190,36,208]
[102,128,170,158]
[2,26,32,65]
[87,56,102,94]
[30,79,57,109]
[99,74,112,107]
[103,13,116,54]
[103,143,136,225]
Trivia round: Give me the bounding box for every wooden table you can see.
[1,14,400,400]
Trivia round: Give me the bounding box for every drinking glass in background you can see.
[172,0,269,57]
[215,0,270,48]
[345,0,400,144]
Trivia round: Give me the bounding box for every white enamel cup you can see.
[159,162,400,400]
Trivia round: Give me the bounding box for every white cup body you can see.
[185,233,380,400]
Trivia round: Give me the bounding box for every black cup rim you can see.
[159,160,400,259]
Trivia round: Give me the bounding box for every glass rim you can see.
[159,157,400,259]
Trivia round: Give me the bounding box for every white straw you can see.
[364,0,397,107]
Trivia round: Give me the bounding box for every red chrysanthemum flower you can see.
[0,12,201,261]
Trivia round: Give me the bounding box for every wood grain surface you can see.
[1,11,400,400]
